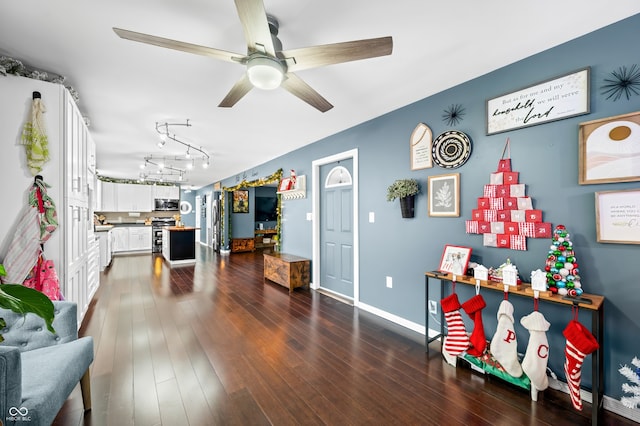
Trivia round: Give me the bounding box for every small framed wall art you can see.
[595,188,640,244]
[438,245,472,276]
[410,123,433,170]
[579,110,640,184]
[428,173,460,217]
[232,190,249,213]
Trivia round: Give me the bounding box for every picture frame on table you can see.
[232,190,249,213]
[595,188,640,244]
[578,110,640,184]
[438,245,472,276]
[428,173,460,217]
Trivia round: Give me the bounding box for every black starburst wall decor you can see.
[601,64,640,101]
[442,104,466,126]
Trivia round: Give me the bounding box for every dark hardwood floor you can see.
[53,246,632,426]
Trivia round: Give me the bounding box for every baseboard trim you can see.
[548,376,640,422]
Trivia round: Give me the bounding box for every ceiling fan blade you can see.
[113,27,243,63]
[233,0,276,56]
[218,74,254,108]
[281,73,333,113]
[281,36,393,72]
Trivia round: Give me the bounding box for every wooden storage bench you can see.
[231,237,255,252]
[263,252,310,293]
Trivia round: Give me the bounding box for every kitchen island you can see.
[161,226,198,265]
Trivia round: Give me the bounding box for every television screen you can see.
[255,196,278,221]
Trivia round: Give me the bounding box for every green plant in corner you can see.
[386,178,420,201]
[0,263,55,342]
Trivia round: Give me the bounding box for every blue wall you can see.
[215,14,640,402]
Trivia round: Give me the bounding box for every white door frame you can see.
[195,195,201,244]
[312,148,359,305]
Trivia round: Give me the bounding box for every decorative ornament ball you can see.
[558,288,568,296]
[553,273,562,281]
[553,250,562,256]
[558,255,566,262]
[574,281,581,288]
[555,261,564,269]
[564,262,574,270]
[560,268,569,277]
[568,289,578,297]
[549,286,558,294]
[558,237,565,243]
[567,282,575,289]
[550,245,557,250]
[545,265,551,272]
[548,254,557,261]
[566,274,575,282]
[556,281,566,288]
[551,267,559,273]
[576,288,584,296]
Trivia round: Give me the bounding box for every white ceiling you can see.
[2,1,639,189]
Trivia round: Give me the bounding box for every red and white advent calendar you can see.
[465,140,552,251]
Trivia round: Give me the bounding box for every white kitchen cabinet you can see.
[111,226,152,252]
[129,227,152,251]
[86,236,100,313]
[100,181,117,212]
[0,75,100,326]
[111,227,129,253]
[97,230,113,271]
[153,185,180,200]
[116,183,153,212]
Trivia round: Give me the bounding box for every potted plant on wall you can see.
[387,178,420,218]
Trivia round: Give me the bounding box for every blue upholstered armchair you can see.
[0,301,94,426]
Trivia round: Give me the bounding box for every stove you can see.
[151,217,176,253]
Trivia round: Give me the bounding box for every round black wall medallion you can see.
[432,131,472,169]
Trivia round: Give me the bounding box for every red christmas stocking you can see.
[440,293,469,365]
[563,320,599,410]
[462,294,487,357]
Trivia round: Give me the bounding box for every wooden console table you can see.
[264,253,310,293]
[424,271,604,425]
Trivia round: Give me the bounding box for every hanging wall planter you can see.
[399,195,416,218]
[387,179,420,218]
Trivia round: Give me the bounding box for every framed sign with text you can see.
[486,68,590,135]
[595,188,640,244]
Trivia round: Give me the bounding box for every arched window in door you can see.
[324,166,352,188]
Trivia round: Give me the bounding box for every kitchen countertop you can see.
[164,226,199,231]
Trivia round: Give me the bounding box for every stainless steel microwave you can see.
[154,198,179,211]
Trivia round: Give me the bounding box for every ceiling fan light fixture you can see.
[247,56,284,90]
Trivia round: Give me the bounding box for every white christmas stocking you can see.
[490,300,523,377]
[563,319,599,410]
[520,311,551,401]
[440,293,469,366]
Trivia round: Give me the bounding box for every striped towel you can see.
[1,206,42,284]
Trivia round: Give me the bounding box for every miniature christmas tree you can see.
[619,356,640,409]
[544,224,582,296]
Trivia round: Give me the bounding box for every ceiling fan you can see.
[113,0,392,112]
